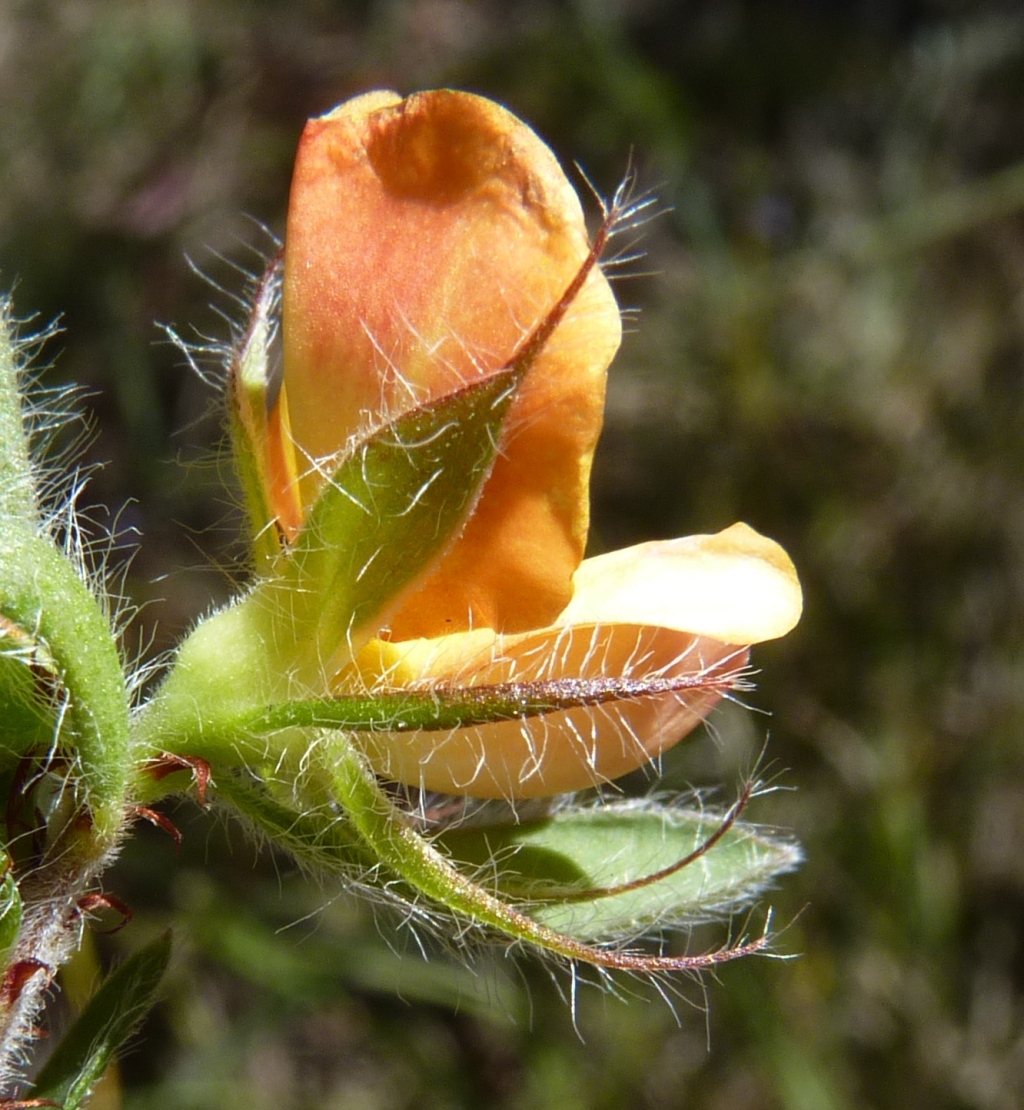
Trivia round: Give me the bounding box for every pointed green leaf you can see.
[140,364,525,755]
[235,668,740,737]
[439,801,801,940]
[322,745,781,973]
[31,931,172,1110]
[143,668,738,770]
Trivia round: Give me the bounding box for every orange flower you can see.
[270,89,801,798]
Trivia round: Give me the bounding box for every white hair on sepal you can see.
[574,159,666,277]
[571,161,668,348]
[160,221,284,399]
[152,228,290,599]
[282,304,506,486]
[238,760,503,960]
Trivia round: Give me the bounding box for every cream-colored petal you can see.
[340,522,800,797]
[559,523,802,644]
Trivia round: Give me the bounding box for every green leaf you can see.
[31,931,172,1110]
[141,668,737,773]
[235,669,740,735]
[321,746,786,973]
[439,801,801,940]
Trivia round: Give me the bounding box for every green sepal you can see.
[142,666,737,771]
[321,745,783,974]
[439,801,801,940]
[259,363,521,678]
[30,931,172,1110]
[236,669,738,736]
[143,363,524,750]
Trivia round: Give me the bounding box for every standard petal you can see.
[344,622,746,798]
[283,89,620,638]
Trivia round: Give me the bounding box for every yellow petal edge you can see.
[560,522,803,644]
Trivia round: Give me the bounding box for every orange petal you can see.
[349,623,744,799]
[264,381,303,540]
[284,89,620,637]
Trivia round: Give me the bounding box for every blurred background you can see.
[3,0,1024,1106]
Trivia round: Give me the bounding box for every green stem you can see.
[0,298,132,1091]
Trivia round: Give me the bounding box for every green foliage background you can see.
[4,0,1024,1106]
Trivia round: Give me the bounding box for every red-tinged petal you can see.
[345,624,745,799]
[283,89,620,635]
[265,381,302,539]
